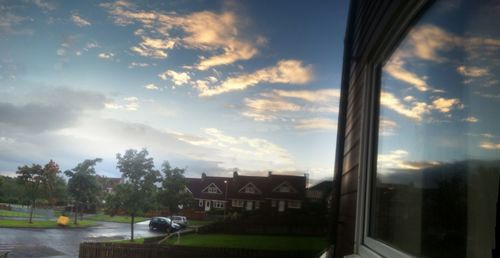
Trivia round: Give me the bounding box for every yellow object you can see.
[57,216,70,226]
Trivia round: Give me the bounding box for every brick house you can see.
[185,171,306,213]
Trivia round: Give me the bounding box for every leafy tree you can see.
[41,160,63,207]
[65,158,102,224]
[0,176,24,204]
[108,149,160,241]
[158,162,192,216]
[16,164,44,223]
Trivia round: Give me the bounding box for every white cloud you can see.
[144,83,159,90]
[198,60,313,96]
[294,118,337,131]
[456,66,489,77]
[71,14,91,27]
[159,70,191,86]
[101,3,264,69]
[98,52,114,59]
[384,54,431,91]
[33,0,56,11]
[271,89,340,103]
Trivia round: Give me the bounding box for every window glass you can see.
[370,1,500,257]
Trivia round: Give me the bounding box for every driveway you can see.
[0,220,166,258]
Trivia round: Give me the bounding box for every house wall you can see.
[333,1,430,257]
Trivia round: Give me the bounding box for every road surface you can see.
[0,220,165,258]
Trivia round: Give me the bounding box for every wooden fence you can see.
[79,242,320,258]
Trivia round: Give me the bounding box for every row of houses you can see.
[186,171,332,213]
[98,171,333,214]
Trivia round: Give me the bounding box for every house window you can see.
[232,199,244,207]
[364,1,500,258]
[213,201,224,209]
[239,183,261,194]
[288,200,301,209]
[273,182,296,193]
[198,200,203,207]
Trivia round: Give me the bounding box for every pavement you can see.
[0,220,166,258]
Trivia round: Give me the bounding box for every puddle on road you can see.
[7,245,64,258]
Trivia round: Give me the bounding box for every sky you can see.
[0,0,349,182]
[375,0,500,177]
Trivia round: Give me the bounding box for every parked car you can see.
[171,215,188,228]
[149,217,181,232]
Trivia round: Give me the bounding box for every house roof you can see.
[308,181,333,192]
[186,176,230,201]
[186,172,307,201]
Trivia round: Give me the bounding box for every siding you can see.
[333,1,428,257]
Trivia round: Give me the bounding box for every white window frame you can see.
[201,183,222,194]
[351,2,430,258]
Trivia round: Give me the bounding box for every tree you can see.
[108,149,160,241]
[41,160,63,207]
[65,158,102,224]
[158,162,192,216]
[16,164,44,223]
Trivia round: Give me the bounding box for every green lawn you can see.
[188,220,213,227]
[0,219,97,228]
[166,234,327,251]
[0,210,41,218]
[85,214,149,223]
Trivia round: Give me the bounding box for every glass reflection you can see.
[370,0,500,257]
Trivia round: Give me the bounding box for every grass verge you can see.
[166,234,327,251]
[85,214,149,223]
[0,219,97,228]
[0,210,42,218]
[188,220,213,227]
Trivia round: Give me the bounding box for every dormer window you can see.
[273,181,297,193]
[239,182,261,194]
[201,183,222,194]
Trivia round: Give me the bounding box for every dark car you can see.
[149,217,181,232]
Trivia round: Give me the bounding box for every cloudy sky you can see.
[0,0,349,181]
[376,0,500,176]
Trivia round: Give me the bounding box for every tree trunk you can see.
[131,214,135,242]
[29,199,35,224]
[74,203,78,225]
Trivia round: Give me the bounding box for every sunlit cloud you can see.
[105,96,139,111]
[101,1,264,69]
[198,60,313,96]
[380,92,430,121]
[159,70,191,86]
[431,97,463,113]
[98,52,114,59]
[384,54,431,91]
[380,118,398,136]
[463,116,478,123]
[294,118,337,131]
[456,65,489,77]
[378,150,441,172]
[271,89,340,103]
[242,88,338,122]
[128,62,150,68]
[144,83,159,90]
[71,14,91,27]
[480,141,500,150]
[131,36,175,59]
[176,128,295,170]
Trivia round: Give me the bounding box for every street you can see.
[0,221,165,258]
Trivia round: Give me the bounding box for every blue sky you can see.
[0,0,349,182]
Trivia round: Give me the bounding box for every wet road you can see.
[0,220,166,258]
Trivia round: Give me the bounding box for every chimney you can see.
[202,172,206,180]
[233,170,238,179]
[268,171,272,177]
